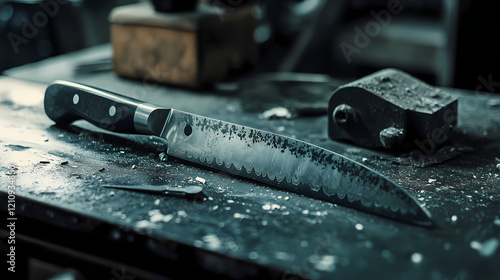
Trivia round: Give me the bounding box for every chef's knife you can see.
[44,81,433,227]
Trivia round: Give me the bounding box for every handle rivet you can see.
[109,106,116,117]
[184,124,192,136]
[72,94,79,105]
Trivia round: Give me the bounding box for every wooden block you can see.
[110,2,259,88]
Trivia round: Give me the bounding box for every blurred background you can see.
[0,0,499,92]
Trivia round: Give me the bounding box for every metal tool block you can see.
[328,68,458,151]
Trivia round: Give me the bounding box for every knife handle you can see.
[45,81,144,133]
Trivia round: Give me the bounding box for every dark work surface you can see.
[1,45,500,279]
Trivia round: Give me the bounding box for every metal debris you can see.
[202,234,222,250]
[310,255,336,272]
[148,210,174,224]
[150,213,164,223]
[259,107,292,120]
[411,253,423,264]
[233,213,245,219]
[487,100,500,108]
[470,238,499,257]
[262,203,280,210]
[159,152,168,162]
[148,209,160,216]
[195,177,206,184]
[136,220,160,230]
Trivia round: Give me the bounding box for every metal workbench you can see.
[1,45,499,279]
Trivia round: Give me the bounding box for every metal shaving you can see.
[159,152,168,162]
[195,177,206,184]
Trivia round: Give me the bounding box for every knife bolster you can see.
[134,103,171,136]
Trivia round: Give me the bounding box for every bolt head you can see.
[333,104,357,128]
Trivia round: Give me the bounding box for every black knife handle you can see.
[44,81,143,133]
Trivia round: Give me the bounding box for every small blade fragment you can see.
[103,184,204,197]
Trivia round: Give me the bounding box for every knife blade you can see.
[44,81,433,227]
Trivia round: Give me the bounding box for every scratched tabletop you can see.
[1,45,499,279]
